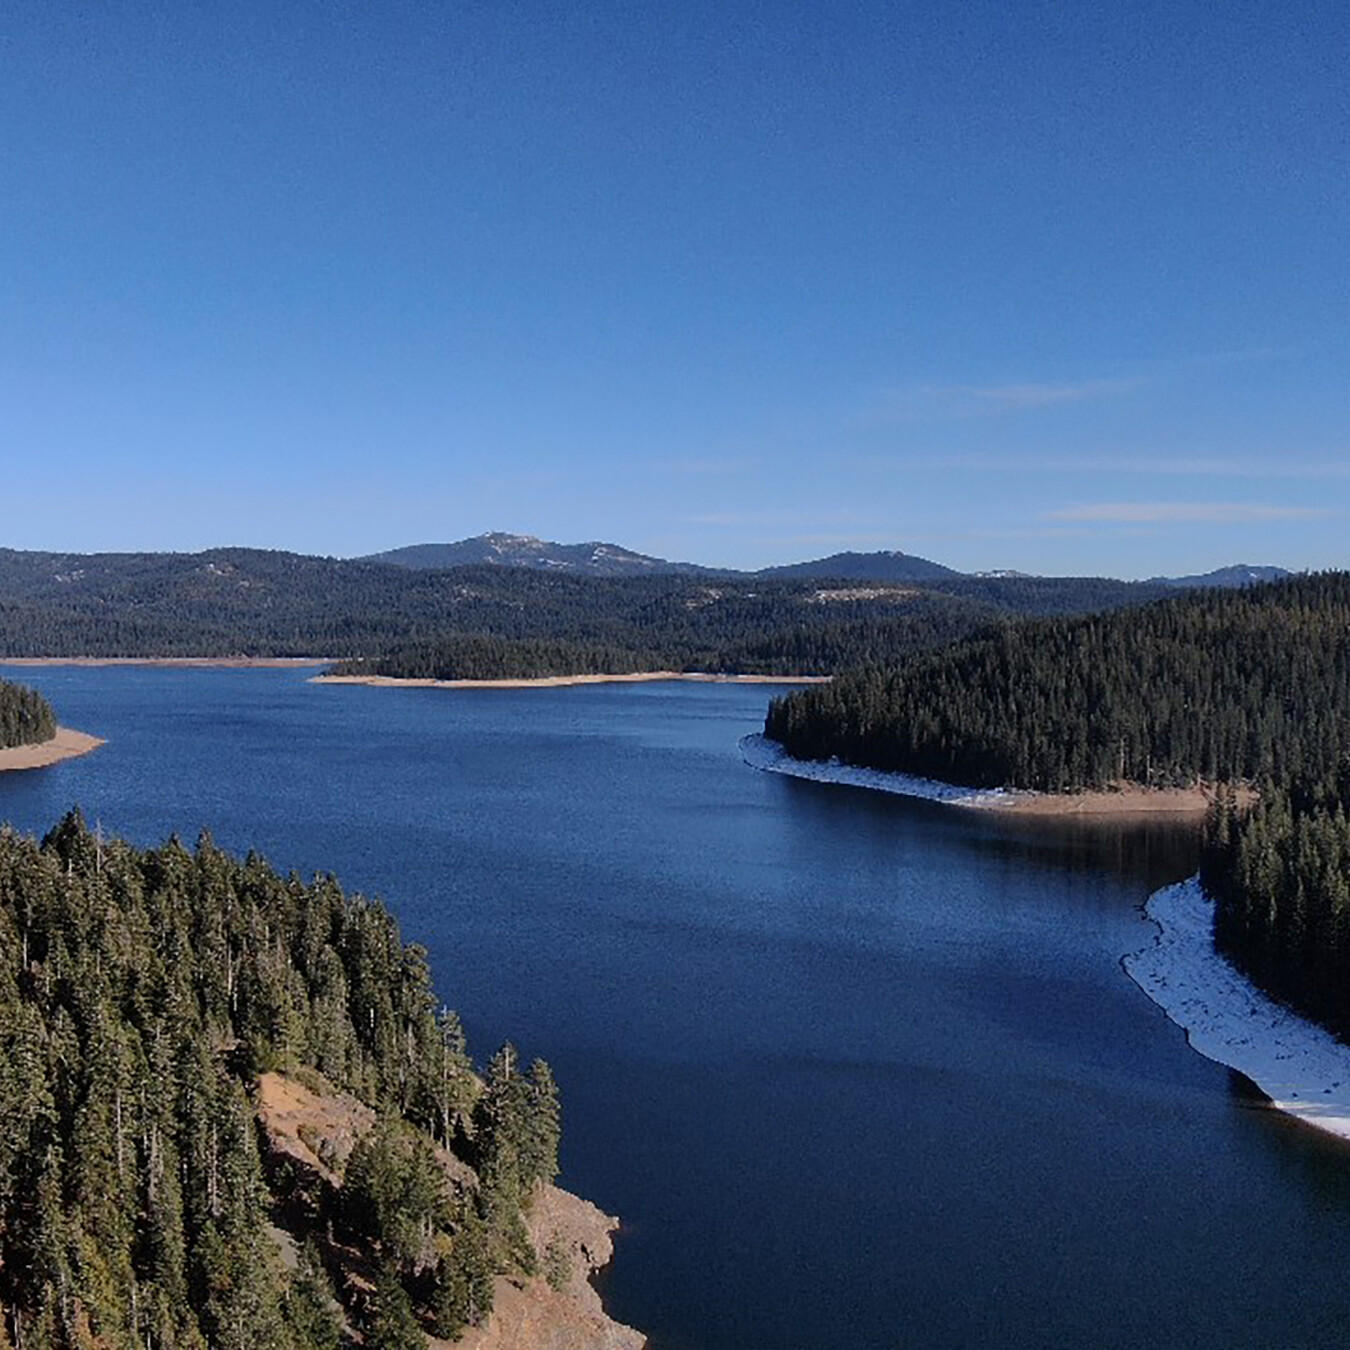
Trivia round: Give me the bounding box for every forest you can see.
[1203,777,1350,1040]
[0,679,55,750]
[0,546,1170,673]
[765,572,1350,793]
[0,812,559,1349]
[325,596,1002,681]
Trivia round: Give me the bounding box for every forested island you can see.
[0,812,639,1349]
[766,572,1350,1070]
[0,678,56,749]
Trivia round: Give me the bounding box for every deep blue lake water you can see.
[5,665,1350,1349]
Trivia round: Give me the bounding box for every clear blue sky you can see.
[3,1,1347,576]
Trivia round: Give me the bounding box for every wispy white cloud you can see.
[1044,502,1335,525]
[862,376,1140,425]
[904,526,1101,542]
[962,379,1139,410]
[686,511,755,527]
[900,451,1350,480]
[1181,343,1306,369]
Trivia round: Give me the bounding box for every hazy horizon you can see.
[0,528,1301,583]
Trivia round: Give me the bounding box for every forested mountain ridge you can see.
[765,572,1350,794]
[361,533,1288,589]
[356,534,957,580]
[1150,563,1292,589]
[0,678,56,748]
[755,549,959,582]
[358,533,719,576]
[0,812,629,1349]
[0,546,1175,671]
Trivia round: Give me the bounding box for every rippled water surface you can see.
[5,666,1350,1349]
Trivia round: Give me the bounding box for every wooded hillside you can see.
[765,573,1350,793]
[0,813,560,1349]
[0,546,1169,673]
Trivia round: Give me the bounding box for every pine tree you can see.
[364,1259,425,1350]
[430,1205,494,1338]
[281,1240,343,1350]
[520,1060,560,1193]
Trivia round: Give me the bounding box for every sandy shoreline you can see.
[0,726,105,772]
[2,657,330,669]
[740,733,1242,818]
[313,670,832,690]
[999,781,1248,817]
[1125,878,1350,1144]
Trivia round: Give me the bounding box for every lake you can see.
[4,665,1350,1349]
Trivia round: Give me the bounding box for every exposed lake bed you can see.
[4,665,1350,1349]
[0,724,104,771]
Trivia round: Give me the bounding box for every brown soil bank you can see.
[257,1071,645,1350]
[0,726,104,772]
[3,656,329,668]
[993,781,1258,818]
[315,670,829,690]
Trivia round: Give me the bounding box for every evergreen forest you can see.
[0,680,56,750]
[1202,777,1350,1041]
[765,573,1350,793]
[0,812,560,1349]
[0,546,1168,674]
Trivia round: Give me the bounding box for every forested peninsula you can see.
[0,813,641,1350]
[765,573,1350,794]
[0,680,105,773]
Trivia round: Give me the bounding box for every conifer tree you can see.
[364,1259,425,1350]
[281,1240,343,1350]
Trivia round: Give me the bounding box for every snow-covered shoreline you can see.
[744,731,1350,1142]
[738,733,1015,808]
[1125,877,1350,1143]
[740,734,1231,817]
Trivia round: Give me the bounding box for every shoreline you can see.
[0,726,105,772]
[313,670,832,690]
[740,732,1015,808]
[1,657,331,669]
[1125,878,1350,1144]
[739,734,1234,817]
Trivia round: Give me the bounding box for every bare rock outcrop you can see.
[256,1070,645,1350]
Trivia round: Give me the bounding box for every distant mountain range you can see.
[1148,564,1293,589]
[0,537,1303,664]
[360,532,1291,588]
[360,533,712,577]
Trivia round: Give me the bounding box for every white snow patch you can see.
[739,733,1014,809]
[1125,877,1350,1142]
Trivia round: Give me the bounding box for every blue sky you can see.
[3,1,1347,576]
